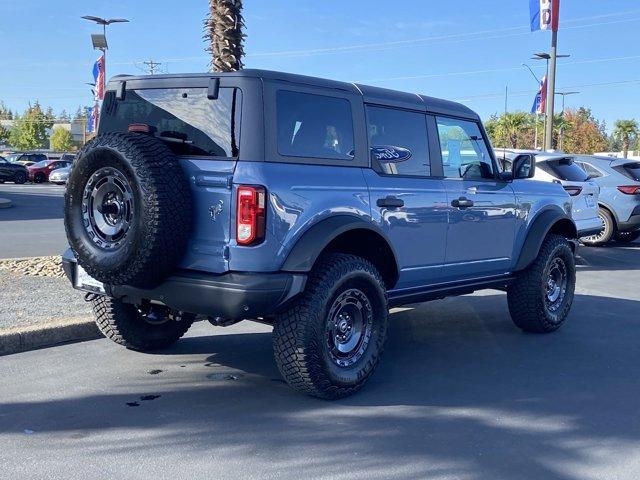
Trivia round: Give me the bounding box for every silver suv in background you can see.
[496,150,603,239]
[573,156,640,244]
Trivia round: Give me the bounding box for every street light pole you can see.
[544,29,558,151]
[81,16,129,96]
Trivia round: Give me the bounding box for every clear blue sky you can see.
[1,0,638,132]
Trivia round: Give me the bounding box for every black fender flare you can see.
[281,215,399,274]
[514,208,577,271]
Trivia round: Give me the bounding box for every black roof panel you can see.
[107,69,478,119]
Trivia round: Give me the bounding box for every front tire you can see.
[92,296,193,351]
[507,234,576,333]
[273,254,389,399]
[34,172,46,184]
[14,171,27,184]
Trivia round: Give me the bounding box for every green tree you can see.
[59,109,71,122]
[0,101,12,120]
[205,0,245,72]
[613,119,639,158]
[50,126,74,151]
[0,123,9,145]
[8,103,52,150]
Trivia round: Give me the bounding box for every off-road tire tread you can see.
[273,253,388,399]
[65,132,191,288]
[92,296,193,351]
[507,234,575,333]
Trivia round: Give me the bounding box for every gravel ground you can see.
[0,270,92,329]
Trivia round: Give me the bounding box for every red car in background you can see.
[28,160,72,183]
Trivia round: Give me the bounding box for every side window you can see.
[366,106,430,176]
[436,117,494,180]
[578,161,603,179]
[277,90,354,160]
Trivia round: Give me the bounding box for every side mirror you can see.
[512,154,536,179]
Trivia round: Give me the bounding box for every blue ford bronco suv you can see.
[63,69,578,399]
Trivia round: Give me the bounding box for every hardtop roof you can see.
[107,68,478,120]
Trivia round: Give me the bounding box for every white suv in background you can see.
[497,150,603,238]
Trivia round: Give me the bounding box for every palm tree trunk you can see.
[205,0,245,72]
[623,137,629,158]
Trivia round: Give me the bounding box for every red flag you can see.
[538,76,548,114]
[95,54,105,100]
[551,0,560,31]
[92,102,100,132]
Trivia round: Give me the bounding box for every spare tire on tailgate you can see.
[64,132,192,288]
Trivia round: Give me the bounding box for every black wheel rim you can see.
[82,167,134,250]
[545,257,568,313]
[326,288,373,367]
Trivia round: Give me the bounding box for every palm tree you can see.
[613,119,639,158]
[205,0,245,72]
[498,112,531,149]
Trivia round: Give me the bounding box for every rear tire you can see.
[273,254,388,399]
[507,234,575,333]
[92,296,193,352]
[580,207,614,246]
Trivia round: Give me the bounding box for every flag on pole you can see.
[529,0,560,32]
[531,75,548,114]
[92,54,105,100]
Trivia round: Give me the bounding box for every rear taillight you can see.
[563,186,583,196]
[236,186,266,245]
[617,186,640,195]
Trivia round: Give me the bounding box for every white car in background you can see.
[497,150,603,238]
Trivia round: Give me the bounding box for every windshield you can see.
[538,157,589,182]
[32,160,50,168]
[6,153,21,162]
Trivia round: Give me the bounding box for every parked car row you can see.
[0,151,75,185]
[495,149,640,246]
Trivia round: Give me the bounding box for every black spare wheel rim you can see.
[544,256,567,314]
[82,167,134,250]
[326,288,373,367]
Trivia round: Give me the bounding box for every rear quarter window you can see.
[539,158,589,182]
[276,90,354,160]
[614,162,640,181]
[100,87,241,157]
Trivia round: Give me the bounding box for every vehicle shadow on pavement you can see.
[0,192,64,221]
[576,241,640,271]
[1,293,639,479]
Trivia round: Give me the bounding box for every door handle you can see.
[376,196,404,208]
[451,197,474,209]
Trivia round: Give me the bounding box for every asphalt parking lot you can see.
[0,183,66,258]
[0,239,638,479]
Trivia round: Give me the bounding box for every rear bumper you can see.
[575,216,604,237]
[62,249,306,320]
[618,206,640,232]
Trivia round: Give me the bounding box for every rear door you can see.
[99,83,243,273]
[363,105,448,288]
[436,116,517,281]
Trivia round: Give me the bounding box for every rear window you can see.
[538,157,589,182]
[614,162,640,181]
[100,88,241,157]
[276,90,354,160]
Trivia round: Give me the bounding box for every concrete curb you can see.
[0,317,101,356]
[0,198,12,209]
